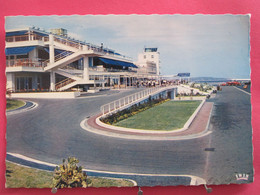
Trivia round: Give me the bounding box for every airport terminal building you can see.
[5,27,160,93]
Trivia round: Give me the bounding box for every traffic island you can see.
[82,99,213,140]
[6,99,25,111]
[113,100,201,130]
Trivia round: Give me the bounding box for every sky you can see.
[5,15,250,79]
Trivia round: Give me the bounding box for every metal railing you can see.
[44,51,74,64]
[100,86,162,116]
[55,77,75,90]
[6,59,47,68]
[61,64,80,70]
[57,68,83,78]
[6,33,133,62]
[53,36,84,50]
[6,34,46,42]
[52,35,133,61]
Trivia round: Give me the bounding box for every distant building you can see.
[50,28,68,37]
[136,47,160,76]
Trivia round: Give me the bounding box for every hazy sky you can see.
[5,15,250,78]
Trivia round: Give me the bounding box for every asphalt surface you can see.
[235,84,251,94]
[6,86,253,186]
[206,86,253,184]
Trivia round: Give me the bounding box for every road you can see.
[206,86,253,184]
[6,86,253,186]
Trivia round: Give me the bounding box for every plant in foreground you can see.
[52,157,89,189]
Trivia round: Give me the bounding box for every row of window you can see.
[143,54,155,59]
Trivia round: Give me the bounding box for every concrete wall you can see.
[6,73,15,91]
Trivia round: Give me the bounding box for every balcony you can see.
[6,58,47,72]
[5,32,133,62]
[6,34,48,43]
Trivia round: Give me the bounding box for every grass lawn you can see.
[6,99,25,111]
[5,161,134,188]
[115,100,201,130]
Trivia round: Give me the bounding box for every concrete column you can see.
[83,56,89,81]
[6,73,15,91]
[49,34,55,64]
[83,45,88,50]
[102,75,105,88]
[28,31,32,41]
[50,72,56,91]
[32,75,38,90]
[90,57,93,67]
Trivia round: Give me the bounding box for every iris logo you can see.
[236,173,249,181]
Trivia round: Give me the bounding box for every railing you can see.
[53,36,84,50]
[5,34,46,42]
[61,64,81,71]
[53,35,133,61]
[54,51,74,62]
[44,51,74,64]
[55,77,75,90]
[5,32,133,61]
[100,86,162,116]
[6,59,47,68]
[57,68,83,78]
[44,37,49,42]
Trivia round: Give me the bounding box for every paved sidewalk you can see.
[86,102,213,138]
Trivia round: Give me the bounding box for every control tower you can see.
[137,47,160,76]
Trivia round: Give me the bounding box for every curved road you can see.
[6,86,253,186]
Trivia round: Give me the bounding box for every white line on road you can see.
[233,86,251,96]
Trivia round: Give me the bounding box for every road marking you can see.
[7,152,206,185]
[233,86,251,95]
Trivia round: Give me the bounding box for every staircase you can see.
[56,68,83,80]
[55,78,76,91]
[44,50,91,71]
[44,35,99,91]
[44,50,74,64]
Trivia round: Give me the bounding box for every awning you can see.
[6,30,49,37]
[6,31,28,37]
[5,46,36,55]
[99,57,138,68]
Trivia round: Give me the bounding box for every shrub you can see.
[101,97,170,125]
[52,157,89,189]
